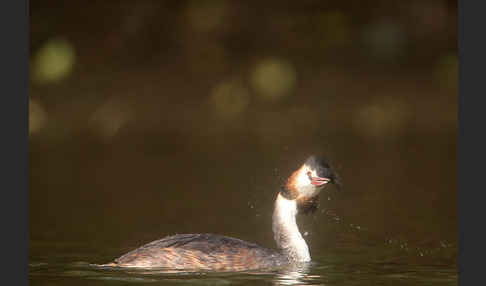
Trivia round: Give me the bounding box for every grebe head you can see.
[303,155,337,186]
[281,155,339,214]
[285,155,338,197]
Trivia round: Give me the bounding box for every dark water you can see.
[30,233,456,285]
[30,121,457,285]
[29,259,456,286]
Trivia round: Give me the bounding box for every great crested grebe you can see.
[103,155,339,271]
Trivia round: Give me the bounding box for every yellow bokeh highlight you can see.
[250,58,297,101]
[29,98,48,135]
[32,38,75,84]
[209,80,250,119]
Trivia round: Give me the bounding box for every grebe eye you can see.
[306,171,312,179]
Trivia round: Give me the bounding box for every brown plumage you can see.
[283,165,320,215]
[296,196,319,215]
[110,234,288,271]
[282,167,303,200]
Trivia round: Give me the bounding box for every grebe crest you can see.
[103,155,339,271]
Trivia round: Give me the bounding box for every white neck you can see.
[272,193,311,262]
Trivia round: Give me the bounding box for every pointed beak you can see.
[310,176,330,186]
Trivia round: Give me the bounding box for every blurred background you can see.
[29,0,457,283]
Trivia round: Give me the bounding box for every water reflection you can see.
[94,261,319,285]
[30,260,322,285]
[272,263,317,285]
[29,257,457,285]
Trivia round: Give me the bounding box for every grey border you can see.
[458,0,484,285]
[0,0,29,285]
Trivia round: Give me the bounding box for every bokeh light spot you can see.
[90,101,132,140]
[32,38,76,84]
[209,80,250,119]
[354,99,411,139]
[29,98,48,135]
[250,58,297,101]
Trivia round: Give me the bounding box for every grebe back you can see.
[103,155,339,271]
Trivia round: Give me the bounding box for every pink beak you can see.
[311,176,330,186]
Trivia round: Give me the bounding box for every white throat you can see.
[272,193,311,262]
